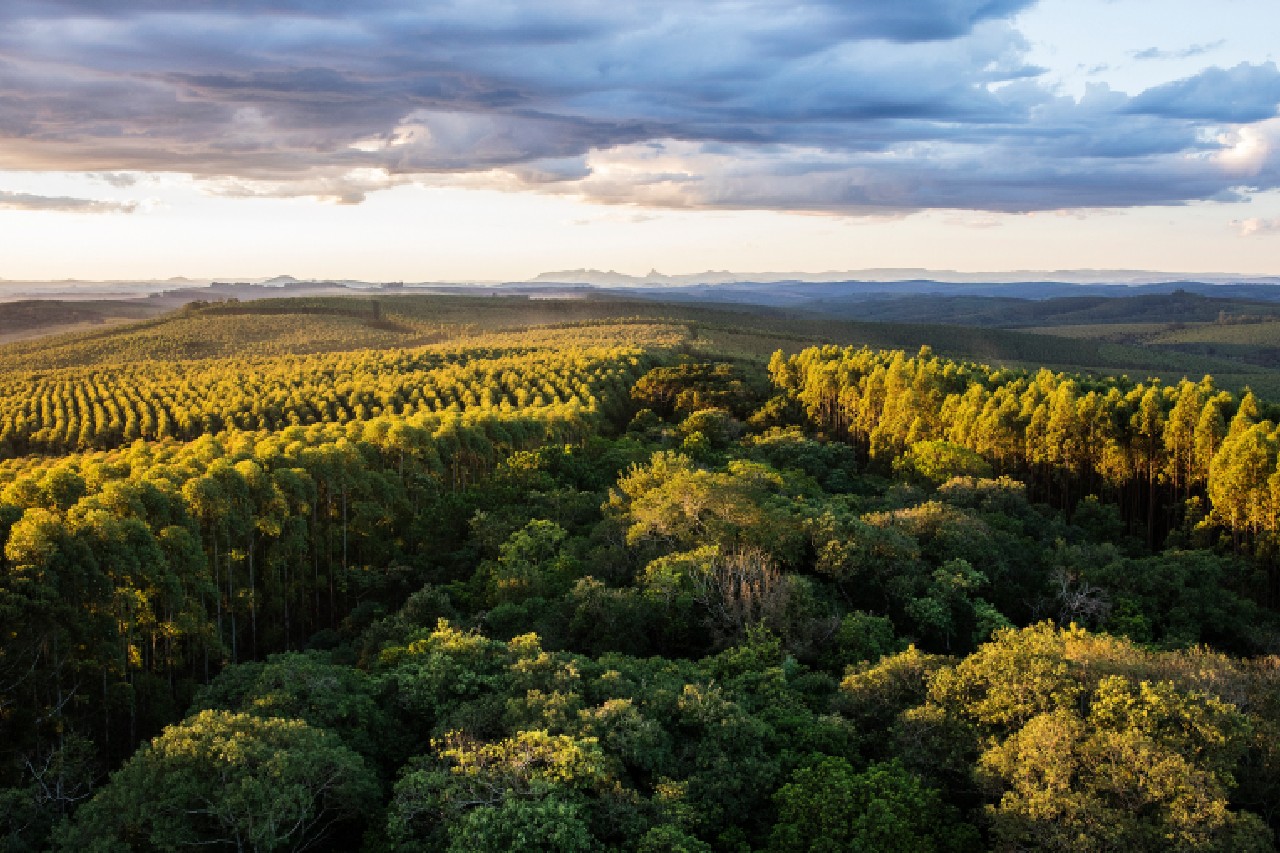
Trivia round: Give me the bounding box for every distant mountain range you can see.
[4,269,1280,305]
[527,268,1280,286]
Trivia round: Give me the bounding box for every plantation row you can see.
[0,296,699,371]
[775,345,1280,549]
[0,309,455,370]
[0,339,656,456]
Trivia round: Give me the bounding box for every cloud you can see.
[552,136,1265,215]
[1127,62,1280,123]
[92,172,139,188]
[1235,217,1280,236]
[0,1,1278,215]
[0,190,138,213]
[1132,40,1225,61]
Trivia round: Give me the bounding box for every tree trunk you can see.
[247,527,257,660]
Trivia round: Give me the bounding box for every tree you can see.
[1165,380,1205,499]
[905,559,1010,653]
[481,520,576,605]
[769,756,976,853]
[1208,422,1277,547]
[191,651,394,763]
[444,795,595,853]
[894,441,992,485]
[387,729,608,851]
[56,710,377,853]
[609,453,804,563]
[978,707,1270,853]
[928,624,1273,852]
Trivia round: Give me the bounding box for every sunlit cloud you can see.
[1234,216,1280,236]
[0,0,1278,215]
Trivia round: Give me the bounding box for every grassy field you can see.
[1021,318,1280,344]
[807,290,1280,327]
[1018,322,1173,340]
[0,299,163,344]
[1014,317,1280,389]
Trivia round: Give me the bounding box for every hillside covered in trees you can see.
[1,295,1279,852]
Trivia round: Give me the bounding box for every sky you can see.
[0,0,1278,281]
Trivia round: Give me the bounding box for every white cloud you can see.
[1235,217,1280,236]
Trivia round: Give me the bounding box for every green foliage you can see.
[895,440,993,484]
[480,520,577,605]
[56,710,378,852]
[677,408,741,449]
[770,756,977,853]
[827,611,905,669]
[0,329,657,456]
[741,426,860,491]
[631,361,770,419]
[928,624,1274,852]
[445,795,596,852]
[1079,547,1267,650]
[772,343,1280,548]
[637,823,714,853]
[838,646,951,730]
[190,651,394,761]
[610,452,807,564]
[388,727,611,849]
[978,706,1270,853]
[905,558,1009,652]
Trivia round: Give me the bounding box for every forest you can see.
[1,294,1279,852]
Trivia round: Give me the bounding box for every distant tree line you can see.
[772,346,1280,572]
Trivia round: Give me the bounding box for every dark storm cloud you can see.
[1,0,1277,213]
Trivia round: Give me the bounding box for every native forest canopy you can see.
[2,292,1280,852]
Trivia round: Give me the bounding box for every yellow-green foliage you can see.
[852,624,1279,853]
[774,345,1280,539]
[0,327,673,456]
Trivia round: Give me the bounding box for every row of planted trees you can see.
[771,346,1280,562]
[0,343,648,455]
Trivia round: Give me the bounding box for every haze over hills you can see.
[6,271,1280,354]
[5,268,1280,304]
[528,268,1280,286]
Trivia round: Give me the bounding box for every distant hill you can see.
[0,299,164,343]
[584,279,1280,306]
[528,267,1280,287]
[6,269,1280,307]
[799,290,1280,327]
